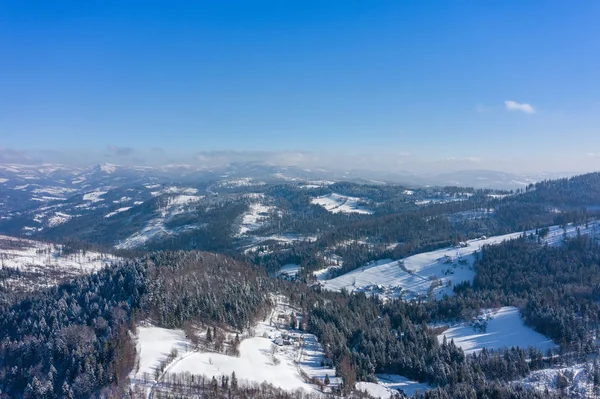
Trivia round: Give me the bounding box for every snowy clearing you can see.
[520,364,589,397]
[47,212,73,227]
[82,190,107,202]
[0,235,118,291]
[131,326,190,381]
[278,264,301,278]
[238,202,275,236]
[116,195,203,249]
[318,223,600,301]
[357,374,429,399]
[131,298,338,396]
[167,298,333,392]
[311,193,372,215]
[162,186,198,195]
[437,307,556,355]
[105,207,132,218]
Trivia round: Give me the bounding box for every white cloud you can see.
[505,100,535,114]
[586,152,600,158]
[442,156,482,163]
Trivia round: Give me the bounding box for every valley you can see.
[2,165,600,398]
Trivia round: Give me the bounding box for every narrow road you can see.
[147,348,199,399]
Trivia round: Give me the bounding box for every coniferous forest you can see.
[1,173,600,398]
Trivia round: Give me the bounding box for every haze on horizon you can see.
[1,1,599,175]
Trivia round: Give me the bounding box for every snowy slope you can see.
[318,222,600,300]
[116,194,204,249]
[311,193,372,215]
[318,232,522,300]
[0,235,118,291]
[437,307,556,354]
[132,298,336,396]
[104,207,132,218]
[520,364,589,397]
[357,375,429,399]
[237,201,275,236]
[132,326,190,380]
[169,336,313,391]
[167,299,333,392]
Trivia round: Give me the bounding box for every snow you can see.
[168,194,202,205]
[105,207,132,218]
[47,212,73,227]
[0,235,118,291]
[32,196,67,202]
[132,297,336,395]
[116,195,204,249]
[82,190,107,202]
[169,336,312,392]
[163,186,198,195]
[32,187,77,196]
[166,298,331,392]
[376,375,430,397]
[219,177,263,187]
[100,163,118,173]
[318,223,600,301]
[278,264,301,277]
[357,375,430,398]
[319,232,522,300]
[356,382,391,398]
[311,193,373,215]
[520,364,589,397]
[438,307,557,354]
[113,196,132,203]
[132,326,190,380]
[238,202,275,235]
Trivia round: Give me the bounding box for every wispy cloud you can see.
[442,156,482,163]
[586,152,600,158]
[0,147,34,163]
[504,100,535,114]
[107,145,134,156]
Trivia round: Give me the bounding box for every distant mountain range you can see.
[0,162,579,191]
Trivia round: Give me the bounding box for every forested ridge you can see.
[0,251,277,398]
[2,172,600,397]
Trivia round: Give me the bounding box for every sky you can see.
[1,1,600,173]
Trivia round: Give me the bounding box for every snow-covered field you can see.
[105,206,132,218]
[311,193,373,215]
[169,335,314,391]
[357,374,429,398]
[116,194,204,249]
[47,212,73,227]
[520,364,590,398]
[82,190,107,202]
[167,299,333,392]
[133,326,190,380]
[278,263,301,278]
[0,235,118,291]
[238,202,275,236]
[131,298,338,396]
[437,307,556,354]
[318,223,600,301]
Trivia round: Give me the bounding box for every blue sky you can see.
[1,1,599,172]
